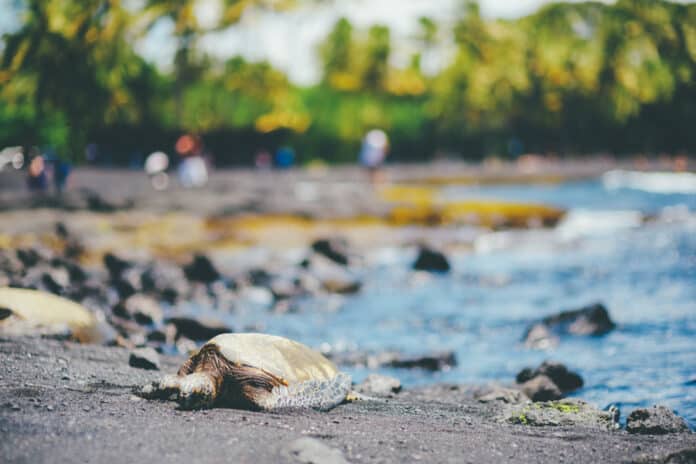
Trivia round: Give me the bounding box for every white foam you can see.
[603,170,696,194]
[474,229,557,254]
[555,209,643,241]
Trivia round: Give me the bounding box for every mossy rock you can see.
[505,399,619,430]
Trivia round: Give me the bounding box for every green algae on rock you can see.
[505,399,619,430]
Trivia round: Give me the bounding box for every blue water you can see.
[224,179,696,426]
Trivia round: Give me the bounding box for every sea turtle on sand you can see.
[137,333,354,411]
[0,287,107,343]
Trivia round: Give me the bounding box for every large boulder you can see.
[412,246,450,273]
[523,302,616,349]
[626,405,690,435]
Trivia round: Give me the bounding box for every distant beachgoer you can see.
[27,154,47,192]
[53,159,72,193]
[255,149,272,170]
[145,151,170,191]
[275,146,295,169]
[178,156,208,188]
[175,134,208,188]
[85,143,98,163]
[359,129,389,184]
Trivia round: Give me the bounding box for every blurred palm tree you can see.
[1,0,135,159]
[140,0,299,121]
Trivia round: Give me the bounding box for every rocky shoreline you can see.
[2,162,695,462]
[1,336,694,464]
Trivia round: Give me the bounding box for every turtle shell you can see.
[0,287,104,343]
[208,333,339,384]
[206,333,351,410]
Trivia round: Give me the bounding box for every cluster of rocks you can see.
[0,238,362,352]
[0,225,456,367]
[465,360,691,435]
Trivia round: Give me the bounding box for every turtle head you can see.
[177,373,217,410]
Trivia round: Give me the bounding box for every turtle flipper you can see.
[136,373,218,409]
[261,372,352,411]
[135,374,181,400]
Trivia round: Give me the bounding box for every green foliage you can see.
[320,17,355,86]
[1,0,695,164]
[361,25,391,91]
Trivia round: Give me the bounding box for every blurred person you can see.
[359,129,389,185]
[26,151,47,192]
[85,143,98,164]
[275,146,295,169]
[145,151,170,191]
[53,158,72,193]
[175,133,208,188]
[255,149,272,170]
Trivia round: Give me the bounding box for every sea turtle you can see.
[138,333,353,411]
[0,287,107,343]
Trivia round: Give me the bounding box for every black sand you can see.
[1,337,693,464]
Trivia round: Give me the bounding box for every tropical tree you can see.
[0,0,145,160]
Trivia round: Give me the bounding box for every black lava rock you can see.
[128,348,160,371]
[183,254,220,283]
[51,257,87,283]
[16,248,41,268]
[103,253,132,279]
[55,222,70,239]
[519,375,563,402]
[626,405,690,435]
[311,238,350,266]
[523,302,616,348]
[247,268,273,287]
[545,302,616,335]
[412,246,450,273]
[516,361,583,393]
[166,317,231,341]
[387,351,457,371]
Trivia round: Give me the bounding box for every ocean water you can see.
[224,173,696,426]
